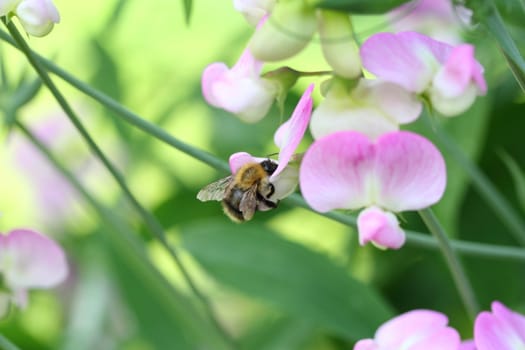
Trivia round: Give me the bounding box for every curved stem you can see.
[3,20,236,349]
[418,208,479,320]
[2,27,525,264]
[0,334,21,350]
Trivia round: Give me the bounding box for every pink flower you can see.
[473,301,525,350]
[360,31,486,116]
[229,84,313,200]
[15,0,59,37]
[300,131,446,249]
[388,0,472,44]
[0,229,68,317]
[202,47,277,123]
[233,0,275,25]
[354,310,461,350]
[310,78,422,140]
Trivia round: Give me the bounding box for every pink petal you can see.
[409,327,461,350]
[360,31,448,93]
[0,229,68,290]
[202,62,229,107]
[375,131,446,212]
[475,311,521,350]
[375,310,452,346]
[229,152,261,173]
[357,206,405,249]
[433,44,475,98]
[271,84,313,179]
[353,339,379,350]
[300,131,375,212]
[459,340,476,350]
[491,301,525,337]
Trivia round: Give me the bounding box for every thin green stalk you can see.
[1,27,525,264]
[3,21,235,349]
[0,334,21,350]
[423,112,525,246]
[16,121,233,350]
[419,208,479,320]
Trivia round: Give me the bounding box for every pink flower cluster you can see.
[200,1,487,250]
[0,229,68,317]
[0,0,59,37]
[355,302,525,350]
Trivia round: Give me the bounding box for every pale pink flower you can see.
[310,78,422,140]
[233,0,275,26]
[388,0,472,44]
[360,31,486,116]
[15,0,59,37]
[473,301,525,350]
[300,131,446,249]
[459,340,476,350]
[0,229,68,317]
[229,84,313,200]
[354,310,461,350]
[202,47,277,123]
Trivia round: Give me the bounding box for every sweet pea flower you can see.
[360,31,486,116]
[233,0,275,26]
[249,0,317,61]
[473,301,525,350]
[15,0,59,37]
[202,46,277,123]
[354,310,461,350]
[229,84,313,200]
[388,0,472,44]
[300,130,446,249]
[0,229,68,317]
[310,78,422,140]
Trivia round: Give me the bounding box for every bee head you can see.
[260,159,278,176]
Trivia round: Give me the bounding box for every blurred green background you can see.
[1,0,525,349]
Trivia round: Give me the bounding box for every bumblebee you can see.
[197,160,279,222]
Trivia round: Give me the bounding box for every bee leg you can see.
[267,183,275,198]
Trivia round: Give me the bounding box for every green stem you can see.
[418,208,479,320]
[16,121,233,350]
[3,21,235,349]
[423,112,525,246]
[2,27,525,264]
[0,334,21,350]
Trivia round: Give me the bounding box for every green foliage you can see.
[183,220,393,340]
[313,0,410,14]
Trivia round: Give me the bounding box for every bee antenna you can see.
[266,152,279,158]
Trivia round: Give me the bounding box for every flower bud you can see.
[317,10,361,79]
[249,0,316,61]
[15,0,59,37]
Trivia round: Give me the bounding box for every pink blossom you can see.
[360,31,486,116]
[474,301,525,350]
[0,229,68,317]
[15,0,59,37]
[300,131,446,249]
[388,0,472,44]
[310,78,422,140]
[229,84,313,200]
[354,310,461,350]
[202,47,277,123]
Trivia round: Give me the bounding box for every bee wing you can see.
[196,176,233,202]
[239,186,257,221]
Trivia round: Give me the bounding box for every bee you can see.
[197,160,279,222]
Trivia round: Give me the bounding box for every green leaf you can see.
[182,220,393,340]
[182,0,193,24]
[313,0,410,14]
[102,222,231,350]
[483,1,525,92]
[241,317,317,350]
[499,150,525,214]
